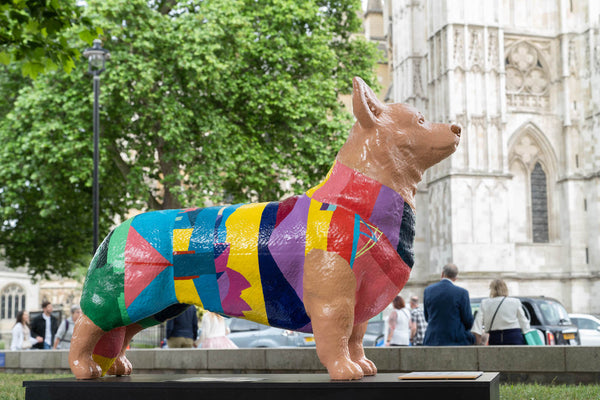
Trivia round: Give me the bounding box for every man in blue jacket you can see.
[423,264,475,346]
[166,305,198,348]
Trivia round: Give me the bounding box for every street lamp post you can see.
[83,39,110,253]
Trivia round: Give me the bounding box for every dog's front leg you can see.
[303,249,363,380]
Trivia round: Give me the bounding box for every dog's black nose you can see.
[451,124,461,136]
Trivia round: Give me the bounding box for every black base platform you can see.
[24,372,499,400]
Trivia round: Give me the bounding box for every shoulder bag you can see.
[487,296,507,332]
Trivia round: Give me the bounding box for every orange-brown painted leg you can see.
[349,321,377,376]
[69,314,105,379]
[304,249,363,380]
[107,323,143,376]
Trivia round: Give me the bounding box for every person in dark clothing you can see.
[423,264,475,346]
[30,301,58,349]
[166,305,198,348]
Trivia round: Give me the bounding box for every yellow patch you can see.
[174,279,203,307]
[225,203,269,325]
[305,199,334,254]
[173,228,194,252]
[92,354,116,377]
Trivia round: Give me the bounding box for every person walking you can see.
[409,296,427,346]
[53,304,82,350]
[30,301,58,349]
[386,295,411,346]
[472,279,530,345]
[166,305,198,348]
[10,311,36,350]
[423,263,475,346]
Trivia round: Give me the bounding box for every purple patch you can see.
[297,321,313,333]
[267,194,311,301]
[369,185,404,249]
[215,245,251,317]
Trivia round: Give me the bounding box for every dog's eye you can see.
[418,117,425,124]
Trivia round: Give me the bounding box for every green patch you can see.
[137,315,161,329]
[80,218,133,331]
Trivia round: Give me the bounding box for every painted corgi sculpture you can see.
[69,77,461,381]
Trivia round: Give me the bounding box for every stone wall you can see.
[2,347,599,384]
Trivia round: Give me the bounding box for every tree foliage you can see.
[0,0,380,278]
[0,0,101,78]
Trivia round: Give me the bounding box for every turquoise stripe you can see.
[349,214,361,268]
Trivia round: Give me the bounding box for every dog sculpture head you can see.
[337,77,461,208]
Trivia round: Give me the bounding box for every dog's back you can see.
[81,159,416,333]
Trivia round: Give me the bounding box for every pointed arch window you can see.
[531,162,549,243]
[509,130,555,244]
[0,284,26,320]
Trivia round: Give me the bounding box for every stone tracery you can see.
[505,41,550,110]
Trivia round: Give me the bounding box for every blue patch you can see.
[126,267,178,323]
[130,209,181,265]
[193,274,223,313]
[173,206,222,279]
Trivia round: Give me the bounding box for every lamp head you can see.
[83,39,110,74]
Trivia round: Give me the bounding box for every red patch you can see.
[326,209,354,265]
[352,237,411,324]
[312,162,381,219]
[124,227,172,308]
[93,326,126,359]
[274,196,299,229]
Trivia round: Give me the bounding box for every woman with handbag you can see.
[472,279,530,345]
[10,311,36,350]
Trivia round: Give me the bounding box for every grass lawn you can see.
[500,383,600,399]
[0,373,71,400]
[2,373,600,400]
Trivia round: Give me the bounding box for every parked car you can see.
[363,319,385,347]
[569,314,600,346]
[227,318,315,348]
[470,296,580,345]
[226,317,386,348]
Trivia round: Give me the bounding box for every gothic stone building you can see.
[364,0,600,313]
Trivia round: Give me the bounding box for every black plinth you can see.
[24,372,499,400]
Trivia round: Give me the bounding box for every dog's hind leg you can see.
[91,326,127,376]
[106,304,190,376]
[348,321,377,376]
[106,323,144,376]
[69,313,107,379]
[304,249,363,380]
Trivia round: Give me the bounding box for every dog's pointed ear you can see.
[352,77,384,129]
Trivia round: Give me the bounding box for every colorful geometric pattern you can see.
[81,161,415,332]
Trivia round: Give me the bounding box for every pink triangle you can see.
[124,226,172,308]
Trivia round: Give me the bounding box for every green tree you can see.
[0,0,380,278]
[0,0,100,78]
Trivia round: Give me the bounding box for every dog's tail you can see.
[92,326,126,376]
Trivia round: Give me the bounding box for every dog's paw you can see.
[328,358,364,381]
[354,357,377,376]
[107,355,133,376]
[71,359,103,380]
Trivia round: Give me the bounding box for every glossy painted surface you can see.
[70,76,461,380]
[81,160,414,334]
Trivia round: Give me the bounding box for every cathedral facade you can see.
[364,0,600,313]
